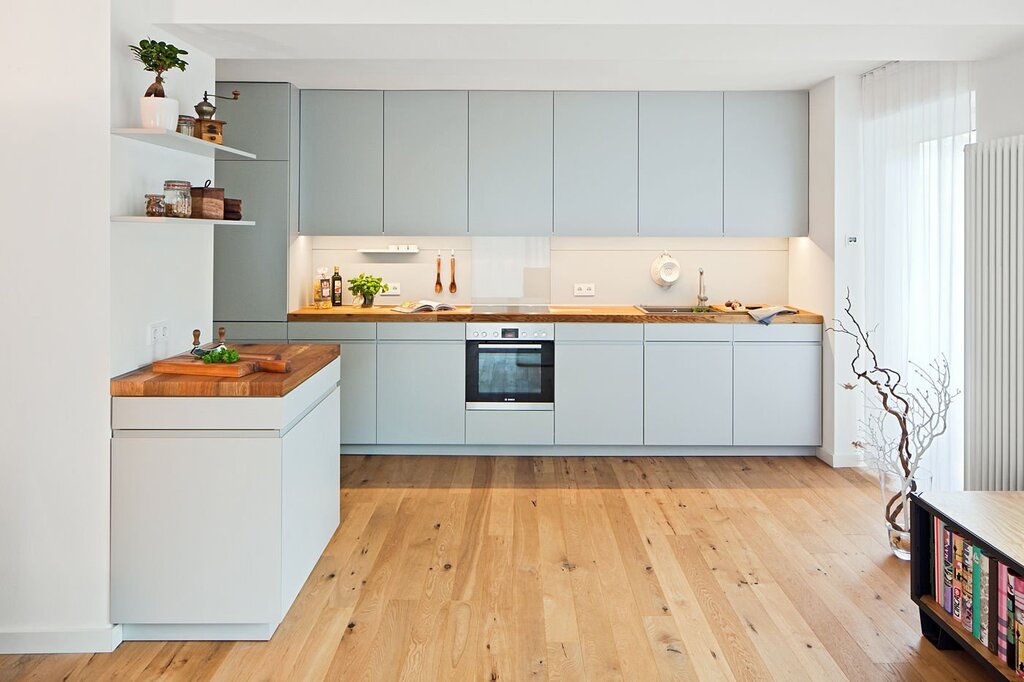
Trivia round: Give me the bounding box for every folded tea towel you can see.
[750,306,798,325]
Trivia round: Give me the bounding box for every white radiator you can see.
[965,136,1024,490]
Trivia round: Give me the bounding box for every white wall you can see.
[110,0,217,375]
[306,236,790,307]
[976,44,1024,142]
[0,0,118,654]
[789,75,864,468]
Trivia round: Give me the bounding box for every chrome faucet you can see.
[697,268,708,308]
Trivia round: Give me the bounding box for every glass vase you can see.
[879,468,931,560]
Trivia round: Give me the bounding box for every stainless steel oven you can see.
[466,323,554,410]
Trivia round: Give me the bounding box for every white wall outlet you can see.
[573,283,596,297]
[146,320,169,346]
[381,281,400,296]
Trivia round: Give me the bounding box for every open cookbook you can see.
[391,300,457,313]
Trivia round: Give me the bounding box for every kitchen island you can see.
[109,344,340,641]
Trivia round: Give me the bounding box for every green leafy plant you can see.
[347,273,389,298]
[130,38,188,97]
[201,347,240,364]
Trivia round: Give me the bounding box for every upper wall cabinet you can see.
[215,83,293,161]
[384,91,469,235]
[553,91,639,236]
[299,90,384,235]
[469,91,553,235]
[723,91,808,237]
[639,91,724,236]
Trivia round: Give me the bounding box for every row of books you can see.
[933,516,1024,676]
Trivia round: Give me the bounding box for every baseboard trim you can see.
[122,622,278,641]
[0,624,123,654]
[816,447,864,468]
[341,444,818,457]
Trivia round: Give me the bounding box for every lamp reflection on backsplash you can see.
[470,237,551,304]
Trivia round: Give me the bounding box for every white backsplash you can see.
[307,235,790,307]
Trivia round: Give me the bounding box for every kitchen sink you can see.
[635,305,713,314]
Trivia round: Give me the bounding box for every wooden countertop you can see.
[287,305,824,324]
[111,344,340,398]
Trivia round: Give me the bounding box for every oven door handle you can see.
[476,343,544,350]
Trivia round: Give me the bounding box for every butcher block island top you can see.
[287,304,824,324]
[110,344,340,397]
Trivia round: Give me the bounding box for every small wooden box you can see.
[223,198,243,221]
[190,185,225,220]
[194,119,225,145]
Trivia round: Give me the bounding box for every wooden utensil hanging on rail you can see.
[435,250,443,294]
[449,249,457,294]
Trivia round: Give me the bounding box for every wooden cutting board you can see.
[152,354,259,378]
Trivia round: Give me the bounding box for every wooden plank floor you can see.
[0,456,988,681]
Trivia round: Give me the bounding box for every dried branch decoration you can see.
[831,291,959,533]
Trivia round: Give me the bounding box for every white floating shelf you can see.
[111,128,256,161]
[112,216,255,227]
[356,247,421,254]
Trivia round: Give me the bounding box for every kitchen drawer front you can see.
[466,411,554,445]
[733,324,821,343]
[555,323,643,342]
[287,322,377,341]
[215,322,288,343]
[377,323,465,341]
[644,324,733,342]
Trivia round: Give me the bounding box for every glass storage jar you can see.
[144,193,165,217]
[163,180,192,218]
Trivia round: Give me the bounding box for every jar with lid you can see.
[144,193,165,217]
[163,180,192,218]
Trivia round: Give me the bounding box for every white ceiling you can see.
[158,1,1024,90]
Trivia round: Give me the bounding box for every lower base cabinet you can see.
[466,410,554,445]
[376,329,465,444]
[555,326,644,444]
[733,342,822,446]
[644,341,733,445]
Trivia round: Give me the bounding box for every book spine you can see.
[1009,569,1017,667]
[936,518,944,602]
[1016,576,1024,677]
[953,534,963,621]
[962,539,974,634]
[980,552,990,646]
[943,528,954,612]
[991,556,1001,654]
[1001,563,1010,661]
[975,546,983,640]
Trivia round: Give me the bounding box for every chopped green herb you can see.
[201,347,240,364]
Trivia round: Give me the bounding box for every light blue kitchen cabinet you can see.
[376,324,465,444]
[213,161,290,322]
[553,91,639,235]
[215,82,294,161]
[733,342,821,446]
[554,324,643,445]
[288,323,379,445]
[723,91,809,237]
[383,91,468,235]
[639,91,724,236]
[469,91,553,235]
[644,337,733,445]
[299,90,384,235]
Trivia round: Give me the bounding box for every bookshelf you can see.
[911,491,1024,680]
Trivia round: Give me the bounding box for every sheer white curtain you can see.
[861,61,974,491]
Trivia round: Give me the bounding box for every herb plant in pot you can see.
[347,273,389,308]
[130,38,188,131]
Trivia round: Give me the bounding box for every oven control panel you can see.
[466,323,554,340]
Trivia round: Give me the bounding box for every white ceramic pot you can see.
[139,96,179,131]
[650,252,681,288]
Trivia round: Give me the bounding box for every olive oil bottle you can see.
[331,266,343,306]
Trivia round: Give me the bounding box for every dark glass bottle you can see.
[331,266,343,306]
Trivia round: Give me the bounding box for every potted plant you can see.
[832,293,959,559]
[130,38,188,131]
[347,273,389,307]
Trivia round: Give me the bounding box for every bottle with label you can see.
[331,266,344,306]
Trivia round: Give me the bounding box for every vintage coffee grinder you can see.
[192,89,240,145]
